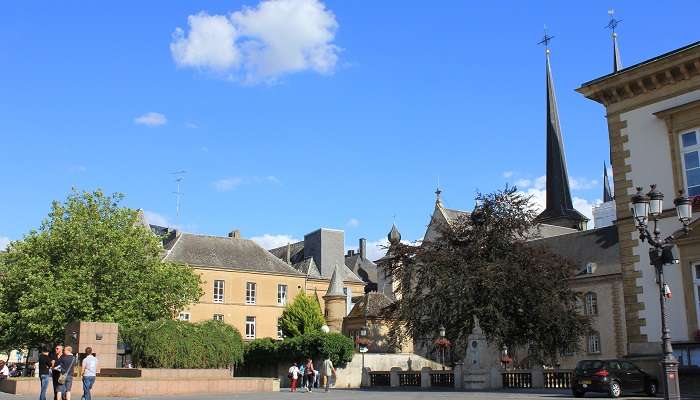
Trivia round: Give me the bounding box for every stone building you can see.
[147,224,365,340]
[577,40,700,368]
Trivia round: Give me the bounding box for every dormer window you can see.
[585,262,597,274]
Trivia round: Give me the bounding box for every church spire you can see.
[603,162,614,202]
[534,30,588,230]
[606,10,623,73]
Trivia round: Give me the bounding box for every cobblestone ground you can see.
[4,388,700,400]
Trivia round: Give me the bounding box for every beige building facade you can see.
[578,40,700,365]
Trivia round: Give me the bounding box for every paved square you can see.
[1,388,691,400]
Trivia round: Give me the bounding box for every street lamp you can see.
[438,325,446,371]
[631,185,692,400]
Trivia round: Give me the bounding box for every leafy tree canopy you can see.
[278,292,325,337]
[243,331,354,368]
[0,189,203,349]
[383,186,590,365]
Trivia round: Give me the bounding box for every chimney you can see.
[286,242,291,264]
[347,250,355,256]
[359,238,367,260]
[228,230,241,239]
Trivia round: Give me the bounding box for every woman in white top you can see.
[287,362,300,392]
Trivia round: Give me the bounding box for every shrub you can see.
[122,319,243,368]
[243,331,354,368]
[278,292,325,337]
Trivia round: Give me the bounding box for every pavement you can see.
[3,388,699,400]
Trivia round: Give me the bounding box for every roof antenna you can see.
[170,170,186,227]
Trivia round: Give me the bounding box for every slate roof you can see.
[528,224,620,277]
[347,292,394,319]
[268,241,363,283]
[163,233,305,276]
[326,265,345,296]
[345,253,378,283]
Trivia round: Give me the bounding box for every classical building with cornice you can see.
[578,41,700,368]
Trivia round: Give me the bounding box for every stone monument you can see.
[462,316,500,389]
[64,321,118,373]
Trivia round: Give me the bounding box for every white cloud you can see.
[171,12,240,70]
[186,122,199,129]
[502,171,514,178]
[570,177,599,191]
[143,210,171,227]
[515,178,532,189]
[251,234,300,249]
[170,0,339,83]
[0,236,10,250]
[573,197,597,222]
[346,218,360,228]
[519,187,597,229]
[212,175,280,192]
[213,177,244,192]
[134,112,167,126]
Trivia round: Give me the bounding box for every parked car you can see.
[572,359,658,398]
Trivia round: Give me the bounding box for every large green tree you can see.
[0,189,203,349]
[278,292,325,337]
[383,186,590,365]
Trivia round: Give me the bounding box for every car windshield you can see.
[576,360,604,370]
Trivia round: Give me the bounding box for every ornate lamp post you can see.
[438,325,446,371]
[631,185,691,400]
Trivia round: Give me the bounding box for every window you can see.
[213,314,224,322]
[680,130,700,197]
[213,280,224,303]
[277,284,288,305]
[245,316,256,339]
[584,292,598,316]
[246,282,256,304]
[587,332,601,354]
[178,312,190,321]
[585,262,596,274]
[693,263,700,330]
[277,318,284,340]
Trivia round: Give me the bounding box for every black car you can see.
[572,359,658,398]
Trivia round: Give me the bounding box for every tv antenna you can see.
[170,170,186,226]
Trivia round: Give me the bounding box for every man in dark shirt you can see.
[38,344,53,400]
[56,346,76,400]
[51,345,63,400]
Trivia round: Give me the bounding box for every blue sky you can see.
[1,1,698,259]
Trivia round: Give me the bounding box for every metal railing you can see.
[398,371,421,386]
[430,371,454,387]
[369,371,390,387]
[543,370,573,389]
[502,371,532,388]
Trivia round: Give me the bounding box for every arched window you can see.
[584,292,598,316]
[587,331,601,354]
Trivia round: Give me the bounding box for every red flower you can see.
[434,338,452,348]
[355,337,372,346]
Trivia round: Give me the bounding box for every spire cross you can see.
[538,27,554,53]
[605,9,622,34]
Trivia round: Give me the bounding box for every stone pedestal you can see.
[64,321,118,372]
[531,366,544,388]
[453,362,464,389]
[461,316,501,390]
[420,367,431,389]
[389,367,401,387]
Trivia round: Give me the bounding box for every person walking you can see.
[38,345,53,400]
[304,358,315,393]
[0,360,9,380]
[321,356,336,393]
[298,362,305,391]
[51,345,63,400]
[287,362,299,392]
[80,348,97,400]
[55,346,76,400]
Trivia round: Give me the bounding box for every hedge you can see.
[243,331,354,368]
[122,319,243,368]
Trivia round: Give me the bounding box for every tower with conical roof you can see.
[323,264,347,333]
[533,33,589,230]
[593,162,617,228]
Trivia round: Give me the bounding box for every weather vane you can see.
[605,9,622,34]
[538,25,554,53]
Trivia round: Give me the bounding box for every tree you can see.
[383,186,590,365]
[278,292,325,337]
[0,189,203,350]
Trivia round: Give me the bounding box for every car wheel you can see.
[609,380,622,398]
[645,381,658,396]
[572,387,586,398]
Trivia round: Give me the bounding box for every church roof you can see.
[529,225,620,277]
[534,48,588,229]
[293,257,322,278]
[163,232,305,276]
